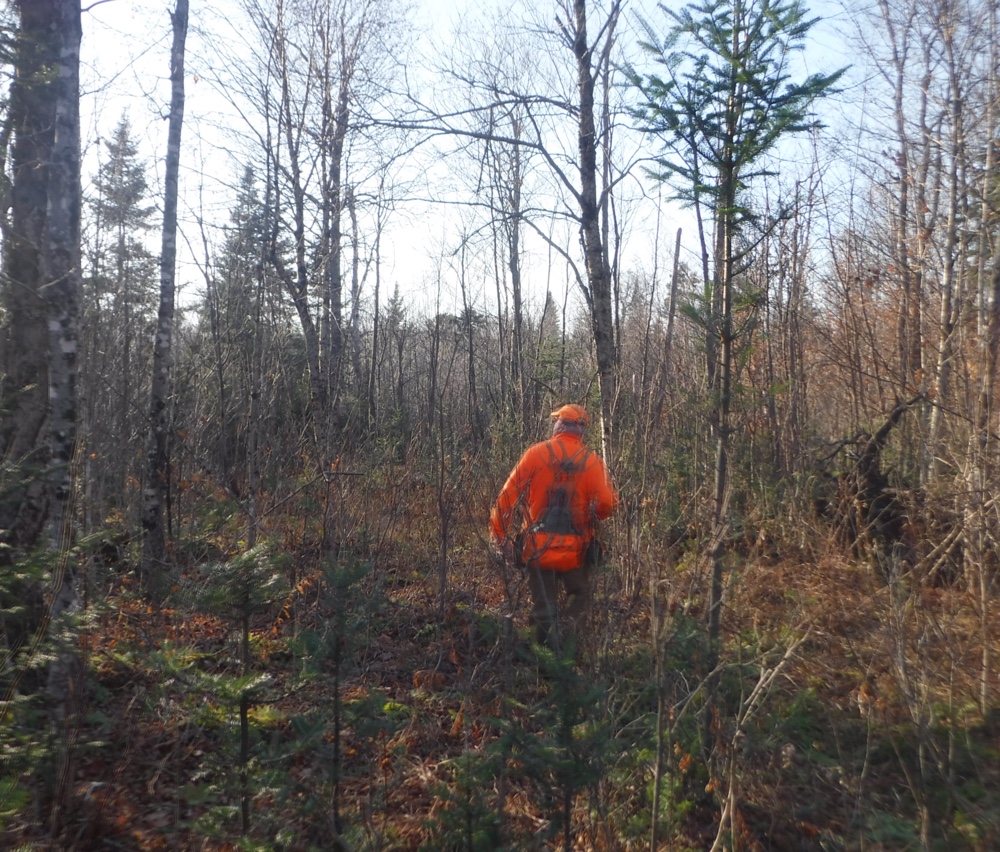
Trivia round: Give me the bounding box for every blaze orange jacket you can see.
[490,433,618,570]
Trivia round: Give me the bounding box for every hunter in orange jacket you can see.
[490,404,618,651]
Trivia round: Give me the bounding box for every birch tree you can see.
[0,0,82,704]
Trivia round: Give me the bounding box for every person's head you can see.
[550,403,589,436]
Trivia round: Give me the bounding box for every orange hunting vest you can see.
[490,433,618,571]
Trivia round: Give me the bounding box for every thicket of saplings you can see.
[1,393,997,849]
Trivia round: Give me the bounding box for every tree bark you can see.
[40,0,83,612]
[0,0,82,553]
[569,0,620,457]
[0,0,82,712]
[141,0,188,591]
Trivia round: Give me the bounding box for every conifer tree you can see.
[82,115,156,521]
[203,167,269,492]
[628,0,843,758]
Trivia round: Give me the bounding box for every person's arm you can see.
[489,477,517,542]
[490,447,539,541]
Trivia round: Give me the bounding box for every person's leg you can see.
[527,567,560,647]
[560,563,594,652]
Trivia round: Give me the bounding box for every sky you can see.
[78,0,855,317]
[81,0,536,310]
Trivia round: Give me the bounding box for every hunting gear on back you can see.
[489,404,618,650]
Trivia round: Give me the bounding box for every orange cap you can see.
[550,403,590,426]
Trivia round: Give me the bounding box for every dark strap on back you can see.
[535,441,593,536]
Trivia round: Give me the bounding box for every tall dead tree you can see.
[141,0,188,590]
[561,0,621,456]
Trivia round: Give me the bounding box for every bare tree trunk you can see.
[197,214,235,492]
[785,173,817,475]
[458,241,484,441]
[879,0,922,395]
[567,0,620,458]
[0,0,81,610]
[0,0,81,752]
[347,188,365,397]
[141,0,188,591]
[367,186,388,430]
[41,0,83,622]
[636,205,663,459]
[927,12,970,476]
[482,107,526,433]
[319,16,356,421]
[706,168,735,725]
[268,23,326,420]
[0,2,67,553]
[505,139,527,436]
[652,227,682,429]
[246,249,267,550]
[971,24,999,710]
[973,249,1000,714]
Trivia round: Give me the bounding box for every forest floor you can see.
[8,501,1000,851]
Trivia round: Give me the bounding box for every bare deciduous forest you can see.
[1,0,999,848]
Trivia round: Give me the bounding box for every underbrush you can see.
[2,481,999,850]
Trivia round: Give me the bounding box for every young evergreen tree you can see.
[627,0,843,764]
[203,167,269,492]
[81,115,156,524]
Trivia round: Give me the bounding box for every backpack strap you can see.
[543,439,593,480]
[520,441,596,571]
